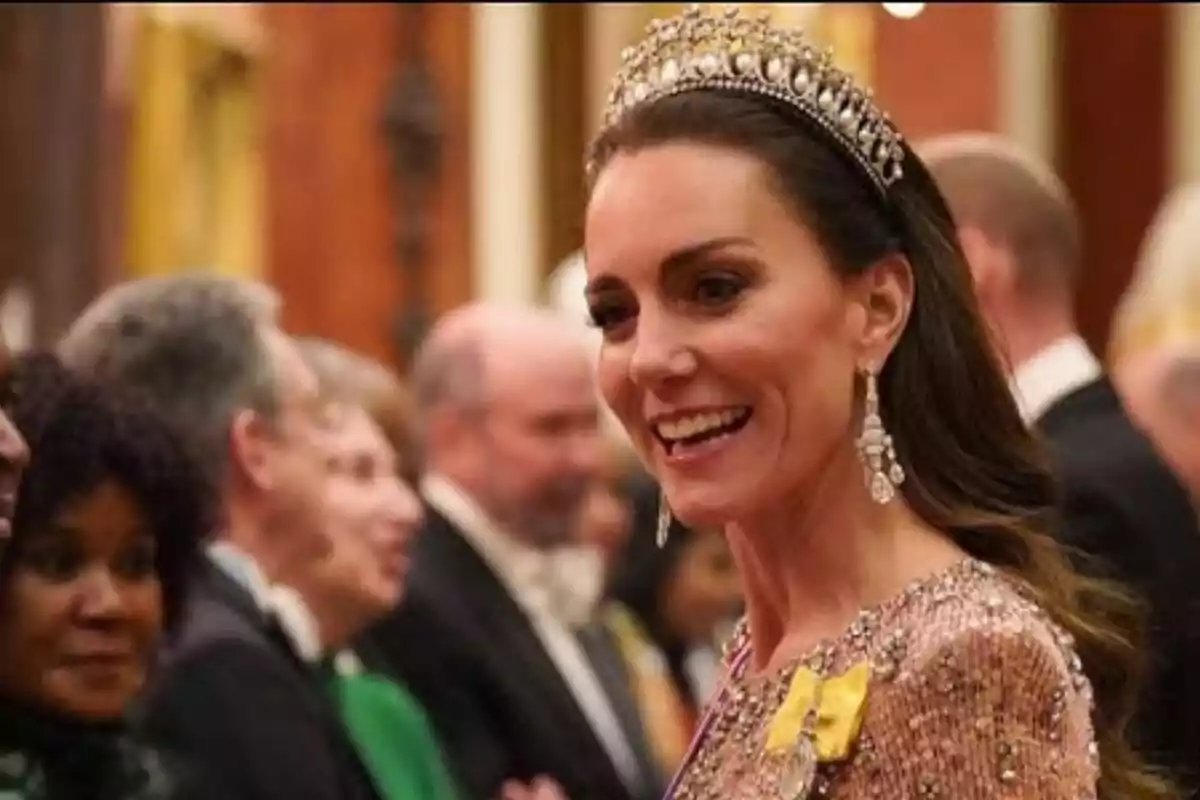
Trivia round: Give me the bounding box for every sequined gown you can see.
[669,559,1099,799]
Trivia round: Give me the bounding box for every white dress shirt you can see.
[1010,334,1103,425]
[422,473,644,791]
[207,542,324,665]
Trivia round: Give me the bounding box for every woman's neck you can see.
[0,693,124,750]
[726,447,962,673]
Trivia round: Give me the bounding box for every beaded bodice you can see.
[671,559,1099,799]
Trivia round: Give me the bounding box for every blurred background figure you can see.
[297,337,422,482]
[0,334,28,549]
[923,134,1200,791]
[571,435,636,570]
[297,336,462,800]
[558,354,744,790]
[371,302,659,800]
[0,353,211,800]
[1146,354,1200,500]
[1112,185,1200,503]
[1111,185,1200,382]
[602,473,742,785]
[57,275,380,800]
[547,250,633,456]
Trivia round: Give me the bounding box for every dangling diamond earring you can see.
[656,492,672,548]
[855,367,905,504]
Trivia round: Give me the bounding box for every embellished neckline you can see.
[724,556,992,684]
[671,554,1100,800]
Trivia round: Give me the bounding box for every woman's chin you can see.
[666,493,737,530]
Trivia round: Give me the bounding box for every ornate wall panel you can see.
[872,3,1000,139]
[123,5,264,280]
[1056,2,1169,354]
[0,5,109,345]
[262,3,472,368]
[540,3,587,282]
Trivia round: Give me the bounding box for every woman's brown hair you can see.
[589,90,1169,800]
[295,338,420,481]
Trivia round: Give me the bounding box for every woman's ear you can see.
[851,254,914,367]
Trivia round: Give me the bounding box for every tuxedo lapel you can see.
[194,556,315,672]
[195,558,265,623]
[576,623,663,796]
[413,509,641,796]
[417,512,600,731]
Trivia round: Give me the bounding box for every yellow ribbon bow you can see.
[765,661,871,762]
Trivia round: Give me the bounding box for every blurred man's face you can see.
[469,353,603,549]
[237,327,335,564]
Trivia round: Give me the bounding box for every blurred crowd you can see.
[1,81,1200,800]
[0,273,743,800]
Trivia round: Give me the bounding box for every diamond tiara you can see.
[599,4,906,193]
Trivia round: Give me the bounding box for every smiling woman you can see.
[0,353,214,800]
[582,5,1167,799]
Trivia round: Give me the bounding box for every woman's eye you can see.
[114,540,157,581]
[25,547,83,582]
[693,273,746,306]
[587,302,633,332]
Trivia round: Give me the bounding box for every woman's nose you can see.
[386,476,424,531]
[77,568,125,621]
[628,322,698,388]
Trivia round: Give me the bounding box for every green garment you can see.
[324,657,460,800]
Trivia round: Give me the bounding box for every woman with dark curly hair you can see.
[0,352,215,800]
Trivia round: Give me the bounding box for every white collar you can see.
[422,473,602,626]
[1010,334,1102,424]
[207,542,324,664]
[266,585,324,664]
[207,541,273,609]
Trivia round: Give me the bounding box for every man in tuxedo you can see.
[367,303,660,800]
[58,275,383,800]
[922,135,1200,791]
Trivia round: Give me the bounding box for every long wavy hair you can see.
[588,90,1170,800]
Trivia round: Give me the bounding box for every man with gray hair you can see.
[369,302,658,800]
[59,274,384,800]
[922,134,1200,789]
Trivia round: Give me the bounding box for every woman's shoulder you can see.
[850,565,1099,798]
[897,565,1090,696]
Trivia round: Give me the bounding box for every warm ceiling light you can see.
[882,2,926,19]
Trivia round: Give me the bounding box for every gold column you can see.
[1172,3,1200,184]
[123,5,262,279]
[124,9,191,277]
[470,3,543,303]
